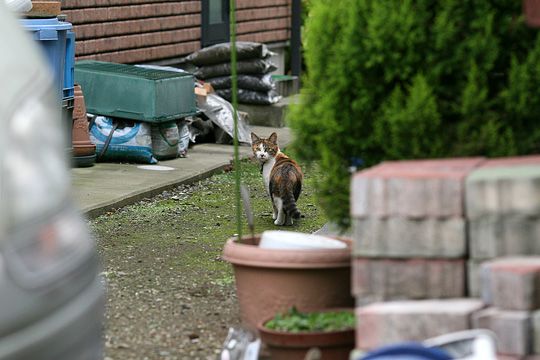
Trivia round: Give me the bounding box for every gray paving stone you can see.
[352,258,465,301]
[237,95,298,127]
[533,311,540,354]
[469,214,540,260]
[466,165,540,219]
[472,307,532,356]
[353,217,466,258]
[467,259,494,303]
[356,299,484,350]
[351,174,464,219]
[351,158,484,219]
[481,257,540,311]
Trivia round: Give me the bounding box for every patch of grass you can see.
[212,275,235,287]
[90,158,327,276]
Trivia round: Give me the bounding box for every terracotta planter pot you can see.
[72,84,96,167]
[257,311,355,360]
[222,235,353,331]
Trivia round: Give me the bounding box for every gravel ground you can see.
[90,160,327,360]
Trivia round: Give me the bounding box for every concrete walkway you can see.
[71,126,291,218]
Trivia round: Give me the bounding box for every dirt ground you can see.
[90,160,327,360]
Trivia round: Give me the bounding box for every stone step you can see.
[355,298,484,350]
[351,158,484,219]
[352,258,465,302]
[238,94,299,128]
[473,307,533,356]
[480,257,540,311]
[353,217,466,258]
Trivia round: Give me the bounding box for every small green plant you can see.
[264,307,355,333]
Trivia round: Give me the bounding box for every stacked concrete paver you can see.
[474,257,540,357]
[351,155,540,354]
[466,158,540,357]
[466,156,540,297]
[351,158,483,304]
[356,298,484,350]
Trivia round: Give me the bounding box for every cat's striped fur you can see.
[251,132,303,226]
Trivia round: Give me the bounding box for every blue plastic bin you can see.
[63,29,75,99]
[19,18,74,101]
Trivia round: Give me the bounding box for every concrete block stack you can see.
[351,155,540,353]
[466,156,540,297]
[473,257,540,357]
[351,158,484,304]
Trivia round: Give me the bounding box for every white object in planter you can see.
[5,0,32,12]
[259,231,347,250]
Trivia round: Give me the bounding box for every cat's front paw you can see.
[274,219,285,226]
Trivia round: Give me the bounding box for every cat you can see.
[251,132,303,226]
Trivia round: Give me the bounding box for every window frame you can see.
[201,0,230,47]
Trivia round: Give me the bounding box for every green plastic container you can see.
[74,61,197,122]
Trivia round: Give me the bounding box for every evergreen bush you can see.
[288,0,540,228]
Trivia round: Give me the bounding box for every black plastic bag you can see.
[215,89,281,105]
[205,74,275,92]
[195,58,277,79]
[186,42,273,66]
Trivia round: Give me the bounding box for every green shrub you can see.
[288,0,540,228]
[375,74,443,159]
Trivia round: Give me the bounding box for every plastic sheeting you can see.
[197,92,251,144]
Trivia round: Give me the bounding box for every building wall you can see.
[62,0,291,64]
[236,0,291,43]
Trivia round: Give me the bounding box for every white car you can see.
[0,4,104,359]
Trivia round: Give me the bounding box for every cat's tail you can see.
[283,190,301,219]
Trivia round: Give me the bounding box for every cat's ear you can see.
[251,132,260,143]
[268,132,278,145]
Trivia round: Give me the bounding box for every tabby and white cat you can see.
[251,132,303,226]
